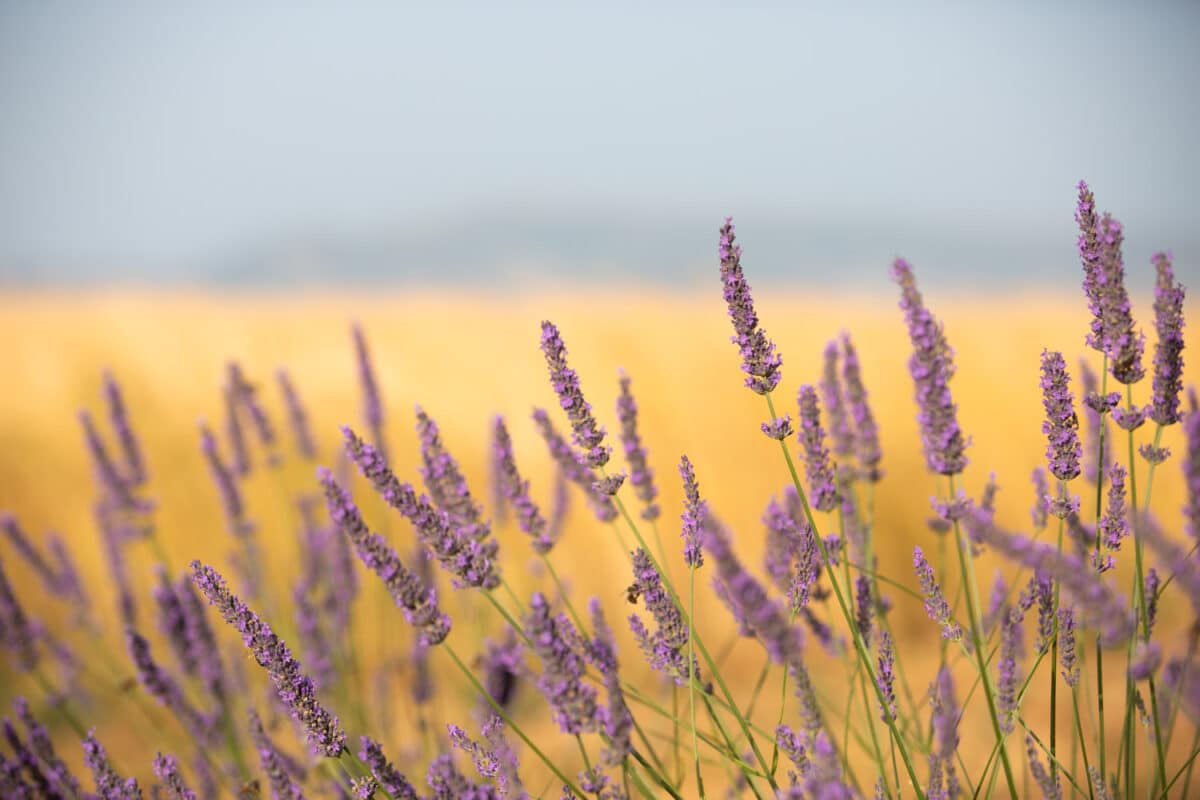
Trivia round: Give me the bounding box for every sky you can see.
[1,2,1198,288]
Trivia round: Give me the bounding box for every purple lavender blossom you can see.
[175,575,228,706]
[912,546,964,643]
[223,362,251,476]
[94,504,137,627]
[1058,605,1079,687]
[293,579,335,691]
[1187,389,1200,542]
[531,409,617,523]
[199,422,255,540]
[1033,571,1055,654]
[841,333,883,482]
[249,709,306,800]
[1096,212,1146,384]
[447,724,502,783]
[1139,442,1171,466]
[617,371,660,520]
[854,574,873,648]
[0,515,63,601]
[761,414,793,441]
[320,469,450,645]
[679,455,706,568]
[102,371,147,487]
[702,515,804,667]
[126,629,213,745]
[1099,463,1129,556]
[820,340,854,460]
[1150,252,1187,425]
[2,720,56,799]
[587,598,632,765]
[151,569,191,677]
[83,731,141,800]
[417,406,490,542]
[796,386,839,512]
[153,753,196,800]
[1145,568,1160,633]
[352,323,388,462]
[876,629,896,723]
[1040,350,1082,481]
[492,417,552,553]
[628,549,697,686]
[929,666,960,800]
[359,737,419,800]
[718,217,783,394]
[0,557,37,671]
[427,753,496,800]
[892,258,969,475]
[276,369,318,460]
[524,592,597,735]
[802,731,853,800]
[190,561,345,756]
[342,425,500,589]
[1026,735,1060,800]
[79,410,140,510]
[11,698,80,797]
[540,321,610,467]
[997,608,1024,735]
[1136,513,1200,617]
[1078,359,1111,485]
[1130,641,1162,682]
[1030,468,1049,530]
[480,633,524,712]
[1077,181,1104,349]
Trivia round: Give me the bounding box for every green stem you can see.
[1071,687,1096,800]
[688,566,706,799]
[1094,356,1109,783]
[1050,495,1065,786]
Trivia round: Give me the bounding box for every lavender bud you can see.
[79,410,139,510]
[1058,605,1079,687]
[1030,468,1049,530]
[718,217,783,394]
[876,630,896,723]
[854,575,873,648]
[248,709,306,800]
[1150,252,1186,425]
[913,546,964,643]
[593,473,626,496]
[416,407,489,542]
[524,592,597,734]
[892,257,968,475]
[617,371,660,520]
[796,386,838,512]
[222,363,251,476]
[628,549,698,686]
[1130,641,1162,682]
[1096,211,1146,384]
[352,323,387,462]
[540,320,610,467]
[1187,390,1200,542]
[532,409,617,523]
[997,609,1024,735]
[1099,463,1129,554]
[83,731,141,800]
[1026,735,1060,800]
[1040,350,1081,481]
[1139,443,1171,466]
[1112,404,1147,432]
[358,737,419,800]
[0,515,61,600]
[679,455,706,568]
[126,629,213,745]
[492,416,553,553]
[0,558,37,671]
[101,370,147,487]
[1145,568,1160,633]
[588,598,632,765]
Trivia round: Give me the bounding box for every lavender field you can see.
[0,189,1197,799]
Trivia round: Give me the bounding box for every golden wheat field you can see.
[0,287,1197,797]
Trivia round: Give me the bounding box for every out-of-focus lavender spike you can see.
[524,591,597,735]
[0,752,30,798]
[1040,350,1082,481]
[126,629,213,745]
[928,666,960,800]
[617,371,660,520]
[545,467,571,542]
[276,369,318,460]
[79,410,140,510]
[2,721,56,799]
[447,723,502,785]
[802,731,852,799]
[997,607,1024,735]
[488,419,510,528]
[83,731,141,800]
[1033,572,1055,654]
[1186,389,1200,542]
[876,630,896,723]
[319,469,450,645]
[679,455,706,568]
[492,416,552,554]
[13,697,82,797]
[293,579,335,691]
[199,422,255,540]
[1078,359,1112,486]
[417,406,490,542]
[1145,568,1160,634]
[702,515,804,667]
[102,370,147,487]
[1096,212,1145,384]
[232,365,278,464]
[1058,605,1079,687]
[1147,253,1185,424]
[627,548,697,686]
[480,715,525,799]
[1098,463,1129,560]
[841,333,883,482]
[152,568,192,676]
[0,514,62,598]
[359,737,419,800]
[587,598,632,765]
[796,386,839,512]
[176,575,228,706]
[963,508,1134,646]
[821,340,854,459]
[153,753,197,800]
[892,258,969,475]
[480,632,523,713]
[427,753,490,799]
[531,409,617,523]
[93,504,137,627]
[1026,735,1060,800]
[854,575,873,648]
[718,218,783,394]
[0,557,38,671]
[1136,513,1200,617]
[1030,468,1049,530]
[45,534,90,625]
[342,426,501,589]
[982,569,1007,637]
[190,561,345,756]
[249,709,306,800]
[352,323,388,463]
[1130,641,1162,682]
[540,321,610,467]
[912,546,964,644]
[223,363,251,477]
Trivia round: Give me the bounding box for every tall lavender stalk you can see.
[616,370,660,521]
[492,416,553,553]
[718,217,782,394]
[841,333,883,482]
[102,371,147,488]
[540,320,610,467]
[277,368,318,460]
[416,406,490,542]
[352,322,388,462]
[796,386,839,512]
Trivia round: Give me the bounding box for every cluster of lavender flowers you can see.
[0,184,1196,800]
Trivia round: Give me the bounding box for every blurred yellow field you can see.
[0,287,1196,796]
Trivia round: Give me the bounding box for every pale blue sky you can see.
[1,2,1197,285]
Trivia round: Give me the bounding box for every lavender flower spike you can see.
[359,737,419,800]
[417,406,490,542]
[249,710,306,800]
[79,410,138,509]
[352,322,387,461]
[83,731,142,800]
[1150,251,1186,425]
[679,455,706,568]
[102,370,147,487]
[319,468,450,645]
[1040,350,1082,481]
[276,369,318,460]
[1058,605,1079,687]
[588,598,633,765]
[0,557,37,671]
[13,697,83,798]
[126,628,213,745]
[190,560,345,756]
[821,340,854,458]
[540,320,610,467]
[997,609,1024,735]
[492,416,553,553]
[0,514,62,598]
[841,333,883,482]
[876,630,896,723]
[628,548,698,686]
[525,591,597,734]
[342,425,500,589]
[1077,181,1105,352]
[1099,462,1129,555]
[617,370,660,520]
[892,257,969,475]
[1093,207,1145,384]
[153,753,197,800]
[796,386,839,512]
[718,217,783,394]
[913,546,964,643]
[199,422,255,539]
[532,409,617,523]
